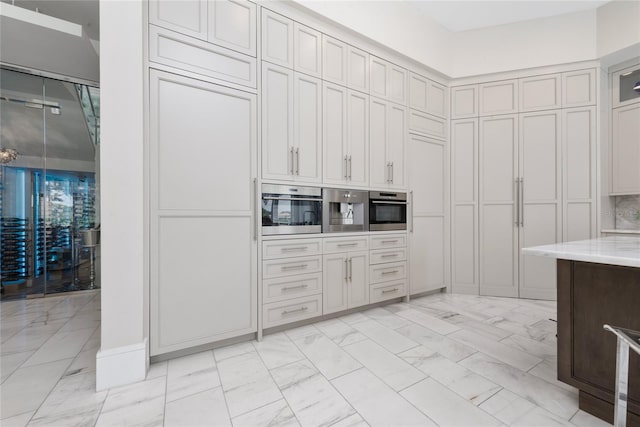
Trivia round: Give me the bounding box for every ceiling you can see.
[408,0,610,32]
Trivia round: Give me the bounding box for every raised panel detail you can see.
[611,104,640,194]
[519,74,561,112]
[562,69,596,108]
[323,35,348,86]
[480,80,518,116]
[347,46,369,93]
[409,110,446,140]
[409,73,428,112]
[149,0,207,40]
[208,0,256,56]
[294,23,321,77]
[452,85,478,119]
[261,9,293,68]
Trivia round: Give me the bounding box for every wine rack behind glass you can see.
[1,217,29,283]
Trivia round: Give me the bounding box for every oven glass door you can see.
[369,201,407,230]
[262,194,322,234]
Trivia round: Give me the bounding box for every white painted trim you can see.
[0,2,82,37]
[96,338,148,391]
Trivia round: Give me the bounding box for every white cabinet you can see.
[370,98,406,189]
[261,8,293,68]
[408,110,447,141]
[519,74,561,112]
[262,63,321,183]
[323,35,348,86]
[294,23,321,78]
[347,45,369,93]
[149,0,207,40]
[207,0,256,56]
[408,134,448,295]
[451,85,478,119]
[324,83,369,187]
[562,69,596,108]
[611,103,640,194]
[370,56,406,104]
[479,80,518,116]
[611,63,640,108]
[323,251,369,314]
[149,70,257,356]
[411,74,447,118]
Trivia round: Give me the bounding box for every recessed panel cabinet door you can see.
[149,70,257,355]
[347,46,369,93]
[323,82,348,185]
[293,73,322,183]
[611,103,640,194]
[261,9,293,68]
[479,115,518,297]
[323,253,348,314]
[479,80,518,116]
[519,74,561,112]
[451,85,478,119]
[294,23,321,78]
[370,56,388,100]
[149,0,207,40]
[208,0,256,56]
[370,98,388,188]
[387,103,406,189]
[409,72,428,113]
[347,90,369,187]
[322,35,348,86]
[347,251,369,309]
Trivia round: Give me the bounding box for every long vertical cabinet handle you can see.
[391,162,394,184]
[344,156,348,179]
[344,259,348,282]
[348,258,352,281]
[295,148,300,175]
[515,178,520,226]
[289,147,294,175]
[410,190,414,232]
[348,156,352,180]
[520,178,524,227]
[254,178,258,241]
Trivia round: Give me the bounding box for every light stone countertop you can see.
[601,229,640,235]
[522,236,640,268]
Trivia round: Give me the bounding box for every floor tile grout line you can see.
[161,355,170,427]
[93,388,111,427]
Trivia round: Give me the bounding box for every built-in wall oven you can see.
[261,184,322,235]
[369,191,407,231]
[322,188,369,233]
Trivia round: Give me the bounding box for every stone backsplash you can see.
[615,195,640,230]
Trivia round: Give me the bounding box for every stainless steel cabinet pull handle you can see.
[253,178,258,241]
[290,147,294,175]
[382,288,399,294]
[348,258,352,281]
[281,246,308,252]
[344,156,348,179]
[282,284,309,291]
[410,190,414,233]
[282,306,308,315]
[386,162,391,183]
[391,162,394,184]
[520,177,524,227]
[337,242,358,247]
[348,155,352,180]
[381,270,399,275]
[262,196,321,202]
[295,148,300,175]
[281,264,308,270]
[381,254,398,258]
[515,178,519,227]
[381,240,398,244]
[345,259,349,281]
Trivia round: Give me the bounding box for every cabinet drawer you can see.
[370,234,407,249]
[149,25,257,88]
[263,272,322,304]
[263,239,322,259]
[370,248,406,265]
[263,294,322,328]
[370,280,406,303]
[323,236,369,254]
[263,256,322,279]
[409,110,446,140]
[370,261,407,284]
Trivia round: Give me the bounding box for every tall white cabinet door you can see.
[370,56,388,100]
[409,134,448,295]
[347,46,369,93]
[370,98,388,188]
[563,107,597,242]
[451,85,478,119]
[323,254,348,314]
[347,252,370,308]
[323,35,348,86]
[479,80,518,116]
[293,73,322,183]
[262,63,294,181]
[149,0,207,40]
[519,111,561,300]
[479,115,519,298]
[388,64,407,105]
[294,23,321,78]
[346,90,369,187]
[611,103,640,194]
[261,9,293,68]
[451,119,479,294]
[207,0,256,56]
[149,70,257,355]
[519,74,561,112]
[323,82,348,185]
[387,103,406,189]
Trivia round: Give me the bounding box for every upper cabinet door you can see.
[261,9,293,68]
[347,46,369,93]
[388,63,407,105]
[370,98,388,188]
[427,80,447,118]
[479,80,518,116]
[519,74,561,112]
[294,23,322,78]
[370,56,388,100]
[409,72,428,113]
[562,69,596,108]
[612,63,640,108]
[611,103,640,195]
[322,35,348,86]
[387,103,407,189]
[347,90,369,188]
[293,73,323,183]
[149,0,207,40]
[207,0,256,56]
[451,85,478,119]
[323,82,348,185]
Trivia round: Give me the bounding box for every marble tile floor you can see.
[0,291,614,427]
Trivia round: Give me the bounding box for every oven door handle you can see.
[370,200,407,205]
[262,197,321,202]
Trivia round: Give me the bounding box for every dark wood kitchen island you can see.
[524,236,640,426]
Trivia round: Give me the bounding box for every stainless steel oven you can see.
[261,184,322,235]
[369,191,407,231]
[322,188,369,233]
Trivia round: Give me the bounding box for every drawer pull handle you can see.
[382,288,399,294]
[282,284,309,291]
[281,246,309,252]
[337,243,358,247]
[381,270,399,275]
[282,306,308,315]
[381,254,399,258]
[281,264,308,270]
[381,240,399,244]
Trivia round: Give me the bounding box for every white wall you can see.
[597,0,640,59]
[450,9,597,78]
[96,0,146,390]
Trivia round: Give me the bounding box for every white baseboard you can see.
[96,338,148,391]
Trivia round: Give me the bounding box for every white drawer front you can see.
[370,281,406,303]
[263,294,322,328]
[370,248,406,265]
[263,272,322,304]
[149,25,257,88]
[323,236,369,254]
[370,234,407,250]
[263,239,322,259]
[370,261,407,284]
[263,256,322,279]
